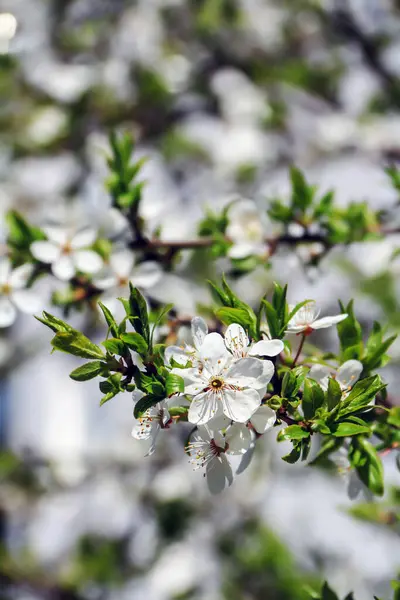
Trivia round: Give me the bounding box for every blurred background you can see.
[1,1,400,598]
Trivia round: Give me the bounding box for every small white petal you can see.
[43,226,68,246]
[250,404,276,434]
[312,314,348,329]
[199,332,230,373]
[222,387,261,423]
[164,346,192,366]
[191,317,208,351]
[228,242,260,259]
[188,390,222,425]
[225,357,264,386]
[52,255,75,280]
[92,271,118,290]
[336,360,363,390]
[31,241,60,264]
[70,227,97,249]
[249,339,284,357]
[73,250,103,274]
[110,250,135,279]
[225,323,249,356]
[9,264,35,289]
[206,454,233,495]
[0,257,11,285]
[226,423,252,454]
[308,364,331,386]
[0,296,16,327]
[131,262,162,289]
[11,289,41,314]
[286,324,307,333]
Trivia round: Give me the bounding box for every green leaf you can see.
[321,582,339,600]
[388,407,400,428]
[326,378,342,411]
[98,302,118,337]
[362,334,397,372]
[128,284,150,343]
[337,300,362,359]
[262,300,280,339]
[282,443,301,463]
[36,311,76,334]
[331,421,371,437]
[120,332,148,354]
[100,390,118,406]
[335,375,385,419]
[168,406,188,417]
[102,338,127,356]
[277,425,310,442]
[309,437,343,466]
[208,280,230,305]
[52,332,105,360]
[349,437,384,496]
[69,361,104,381]
[134,394,162,418]
[165,373,185,396]
[216,307,255,330]
[302,379,325,420]
[290,166,314,213]
[6,210,45,249]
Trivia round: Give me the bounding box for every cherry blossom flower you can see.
[186,422,253,493]
[226,199,269,259]
[308,360,363,394]
[177,332,268,425]
[287,300,347,334]
[0,258,41,327]
[249,403,276,434]
[164,316,208,367]
[92,249,162,315]
[31,226,103,281]
[131,390,171,456]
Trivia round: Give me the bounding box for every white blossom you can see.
[332,446,373,501]
[92,249,162,315]
[176,332,269,425]
[31,226,103,281]
[131,390,171,457]
[226,199,268,259]
[164,316,208,368]
[0,258,41,328]
[249,403,276,434]
[186,422,253,494]
[287,300,347,334]
[308,360,363,394]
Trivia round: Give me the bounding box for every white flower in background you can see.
[226,199,268,259]
[164,316,208,367]
[0,13,17,54]
[92,249,162,314]
[131,390,171,456]
[186,422,253,493]
[176,332,267,425]
[248,403,276,434]
[0,258,41,327]
[31,226,103,281]
[287,300,347,334]
[308,360,363,394]
[332,446,373,501]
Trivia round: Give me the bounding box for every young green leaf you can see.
[165,373,185,396]
[36,311,76,334]
[102,338,127,356]
[302,379,324,420]
[128,284,150,343]
[120,332,148,354]
[52,332,105,360]
[277,425,310,442]
[98,302,119,338]
[330,421,371,437]
[326,378,342,411]
[70,361,104,382]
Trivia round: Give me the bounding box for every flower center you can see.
[62,242,72,255]
[0,283,11,295]
[118,276,129,287]
[209,376,224,390]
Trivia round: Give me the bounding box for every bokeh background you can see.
[1,1,400,599]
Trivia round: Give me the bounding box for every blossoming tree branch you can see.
[1,133,399,501]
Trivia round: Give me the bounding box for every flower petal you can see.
[70,227,97,249]
[188,390,222,425]
[228,242,260,259]
[52,255,75,280]
[221,387,261,423]
[336,360,363,390]
[9,264,34,289]
[199,332,230,374]
[191,316,208,351]
[30,241,61,264]
[224,323,249,356]
[312,314,348,329]
[164,345,193,367]
[206,454,233,495]
[308,364,331,385]
[131,261,162,289]
[73,250,103,274]
[11,289,42,314]
[249,339,284,357]
[0,257,11,285]
[110,250,135,279]
[92,272,118,290]
[0,296,16,327]
[286,324,307,333]
[225,357,264,387]
[226,423,252,454]
[250,404,276,434]
[43,226,68,246]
